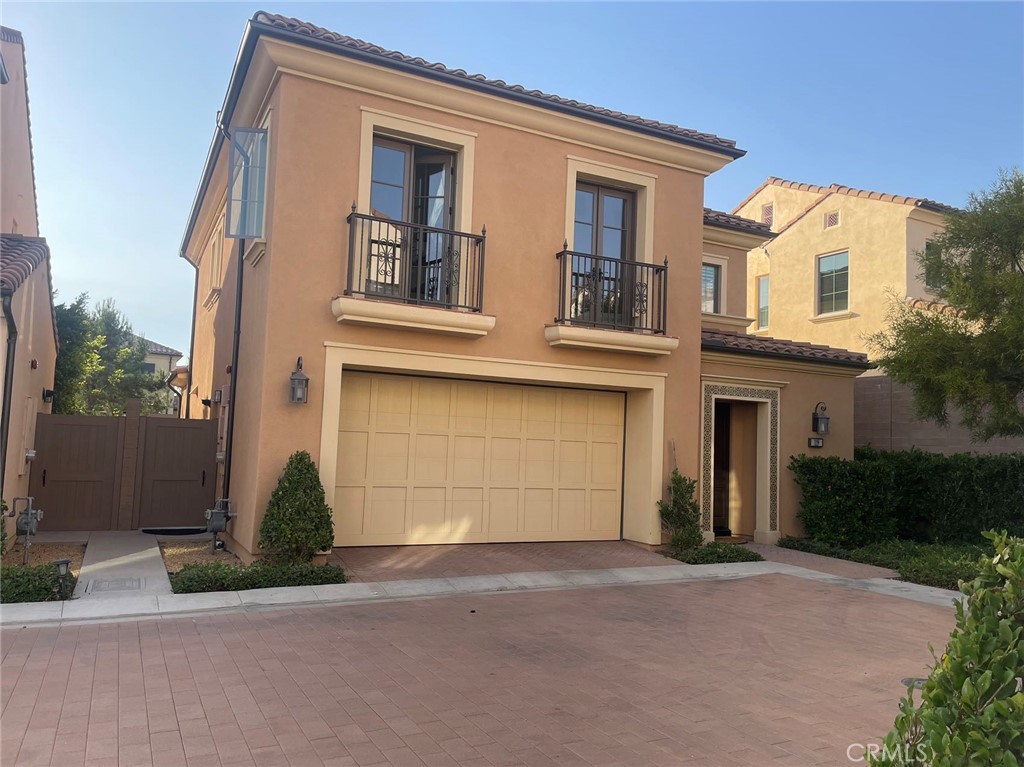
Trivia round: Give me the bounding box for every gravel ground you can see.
[2,542,86,575]
[159,540,241,573]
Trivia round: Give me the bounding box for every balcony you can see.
[335,211,494,337]
[548,249,676,355]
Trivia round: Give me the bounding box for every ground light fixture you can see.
[290,357,309,404]
[811,401,830,435]
[52,559,71,599]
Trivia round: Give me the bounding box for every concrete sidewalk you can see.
[0,558,961,627]
[71,531,172,599]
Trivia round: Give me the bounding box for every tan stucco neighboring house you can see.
[138,336,183,415]
[734,177,1024,455]
[180,11,868,560]
[0,27,57,525]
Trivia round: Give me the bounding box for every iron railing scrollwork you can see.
[555,249,667,334]
[345,211,486,312]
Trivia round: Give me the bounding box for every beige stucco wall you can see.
[0,31,38,237]
[184,53,721,557]
[905,210,946,300]
[2,264,57,511]
[700,354,858,537]
[742,187,915,355]
[736,184,819,235]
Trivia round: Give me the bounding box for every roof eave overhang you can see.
[701,342,870,372]
[703,223,775,249]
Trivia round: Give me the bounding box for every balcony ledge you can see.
[332,296,496,337]
[544,324,679,356]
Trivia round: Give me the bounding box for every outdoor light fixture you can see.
[811,401,830,435]
[53,559,71,600]
[290,357,309,404]
[41,388,54,403]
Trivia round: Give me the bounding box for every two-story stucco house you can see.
[735,177,1024,455]
[181,12,869,560]
[0,26,57,524]
[138,336,183,415]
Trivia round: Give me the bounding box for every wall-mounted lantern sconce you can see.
[41,388,54,403]
[213,389,223,404]
[290,357,309,404]
[811,401,830,435]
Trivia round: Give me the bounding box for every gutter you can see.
[1,290,17,499]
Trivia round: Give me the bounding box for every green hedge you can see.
[668,542,764,565]
[169,561,346,594]
[1,565,77,603]
[789,448,1024,547]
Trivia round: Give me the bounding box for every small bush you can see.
[1,564,77,603]
[258,451,335,562]
[658,469,704,551]
[169,560,347,594]
[778,536,986,590]
[869,531,1024,766]
[669,542,764,565]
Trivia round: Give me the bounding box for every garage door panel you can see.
[335,373,623,546]
[373,433,410,482]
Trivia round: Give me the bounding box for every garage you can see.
[334,372,625,546]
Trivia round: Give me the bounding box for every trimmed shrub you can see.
[789,455,897,547]
[657,469,704,551]
[869,531,1024,765]
[778,536,987,590]
[169,561,346,594]
[1,564,77,603]
[258,451,335,562]
[669,542,764,565]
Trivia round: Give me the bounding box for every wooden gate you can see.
[28,405,218,531]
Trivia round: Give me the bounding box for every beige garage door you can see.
[334,372,625,546]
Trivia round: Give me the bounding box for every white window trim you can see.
[756,274,769,329]
[357,107,477,231]
[701,254,728,315]
[815,249,851,317]
[564,156,656,264]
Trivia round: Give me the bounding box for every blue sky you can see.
[4,2,1022,356]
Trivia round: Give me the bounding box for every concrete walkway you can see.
[71,531,172,599]
[0,558,961,628]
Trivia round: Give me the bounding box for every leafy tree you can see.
[52,293,101,414]
[51,296,165,415]
[870,169,1024,440]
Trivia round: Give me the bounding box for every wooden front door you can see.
[712,401,732,536]
[136,417,218,529]
[28,415,123,530]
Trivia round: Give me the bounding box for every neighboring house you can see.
[0,27,57,522]
[735,177,1024,454]
[138,336,183,415]
[180,12,868,560]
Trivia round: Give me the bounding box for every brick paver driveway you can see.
[1,574,953,767]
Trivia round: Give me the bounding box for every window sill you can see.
[544,324,679,356]
[808,310,855,323]
[701,312,754,331]
[332,296,495,337]
[202,288,221,311]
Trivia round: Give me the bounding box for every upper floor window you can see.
[924,241,942,291]
[824,210,840,229]
[701,264,721,314]
[573,183,635,259]
[757,275,769,328]
[141,362,156,375]
[370,138,455,229]
[208,215,225,290]
[817,251,849,314]
[761,203,774,228]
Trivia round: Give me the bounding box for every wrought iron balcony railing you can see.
[345,210,486,312]
[555,249,668,334]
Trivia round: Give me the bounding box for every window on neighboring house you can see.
[761,203,774,228]
[817,251,850,314]
[924,241,942,291]
[757,275,769,328]
[701,264,721,314]
[142,363,156,375]
[824,210,840,229]
[370,137,455,228]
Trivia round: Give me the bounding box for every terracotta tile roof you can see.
[703,208,774,238]
[250,11,744,158]
[905,296,961,317]
[701,328,869,368]
[0,233,58,348]
[1,233,49,293]
[140,337,183,358]
[733,176,957,216]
